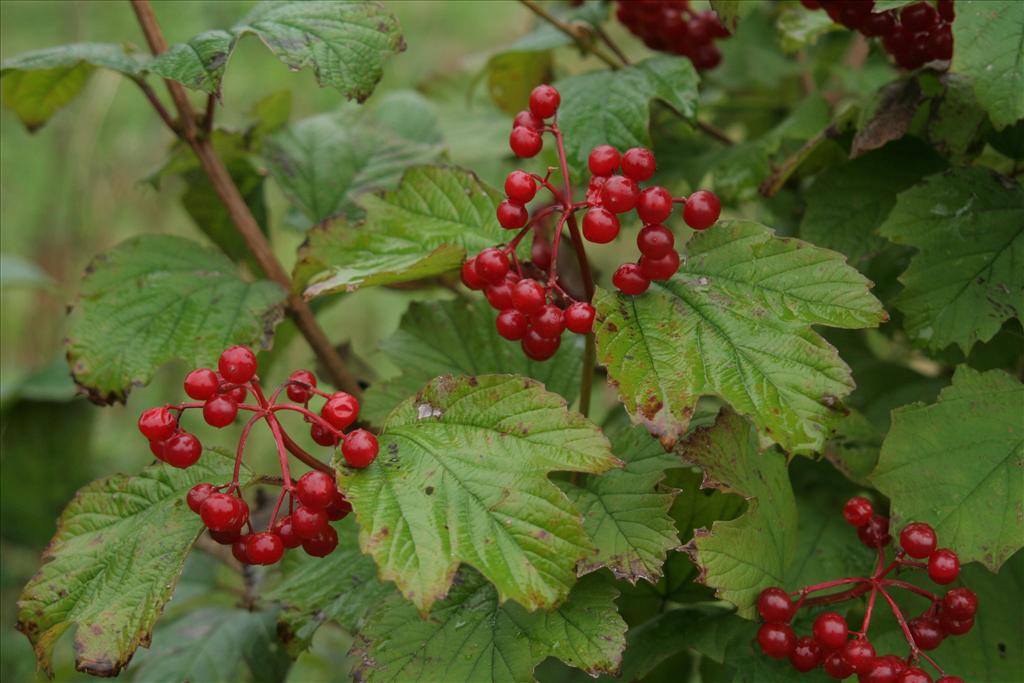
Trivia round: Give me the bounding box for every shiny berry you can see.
[200,493,248,532]
[232,535,250,564]
[636,186,673,224]
[311,422,339,447]
[942,587,978,620]
[621,147,656,182]
[510,126,542,158]
[496,308,529,341]
[588,145,620,176]
[637,224,675,258]
[302,525,339,557]
[292,505,328,539]
[221,382,247,403]
[504,170,537,204]
[138,407,176,441]
[529,84,560,119]
[522,328,560,361]
[812,611,848,650]
[485,279,515,310]
[342,429,379,468]
[184,368,219,400]
[296,470,336,509]
[638,250,680,281]
[247,532,284,565]
[286,369,317,403]
[512,279,547,314]
[683,190,721,229]
[790,636,822,672]
[531,304,565,338]
[900,522,937,558]
[162,432,202,469]
[937,0,955,21]
[601,175,640,213]
[842,639,875,673]
[326,490,353,521]
[209,528,241,545]
[322,392,359,430]
[939,611,974,635]
[564,302,596,334]
[864,656,904,683]
[497,200,528,229]
[858,514,892,549]
[757,623,796,659]
[612,263,650,295]
[218,345,257,384]
[928,549,960,584]
[475,248,510,284]
[843,496,874,527]
[756,587,793,623]
[582,207,620,243]
[824,649,854,679]
[900,2,938,31]
[513,109,544,131]
[909,616,944,651]
[273,516,303,549]
[898,667,933,683]
[187,483,216,514]
[203,396,238,428]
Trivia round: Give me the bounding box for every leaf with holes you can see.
[352,569,625,683]
[15,451,246,677]
[952,0,1024,129]
[871,366,1024,572]
[337,374,620,614]
[66,235,285,404]
[594,220,886,454]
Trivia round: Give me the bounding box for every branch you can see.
[131,77,177,132]
[518,0,620,69]
[130,0,362,398]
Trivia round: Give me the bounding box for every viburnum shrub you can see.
[4,0,1022,681]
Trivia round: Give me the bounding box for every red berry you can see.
[273,515,303,548]
[286,369,317,403]
[531,235,552,270]
[497,200,528,229]
[928,26,953,61]
[482,276,512,309]
[898,667,933,683]
[612,263,650,295]
[311,422,339,447]
[302,524,339,557]
[218,345,257,384]
[942,587,977,620]
[588,145,620,176]
[529,84,560,119]
[637,224,675,259]
[928,549,960,584]
[496,308,529,341]
[862,10,896,37]
[512,278,547,314]
[292,505,328,539]
[200,493,248,532]
[756,587,793,623]
[220,381,247,403]
[692,43,722,71]
[621,147,656,182]
[582,207,621,243]
[342,429,379,468]
[325,490,353,521]
[639,250,680,281]
[504,170,537,204]
[936,678,963,683]
[149,439,167,460]
[636,186,673,224]
[184,368,218,400]
[203,395,238,428]
[564,302,596,334]
[209,528,241,545]
[757,623,796,659]
[162,432,202,469]
[812,611,848,650]
[521,328,561,361]
[842,639,876,673]
[939,611,974,635]
[858,514,892,549]
[864,656,903,683]
[187,483,216,514]
[232,535,250,564]
[247,532,284,565]
[824,650,854,679]
[900,522,937,558]
[475,248,510,284]
[510,126,542,158]
[531,304,565,338]
[683,190,721,230]
[296,470,336,509]
[900,2,938,31]
[843,496,874,527]
[513,109,544,131]
[138,407,176,441]
[601,175,640,213]
[936,0,955,22]
[322,392,359,431]
[909,616,944,651]
[789,636,822,672]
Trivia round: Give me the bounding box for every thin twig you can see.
[131,77,177,132]
[592,24,630,65]
[130,0,362,398]
[201,93,216,135]
[519,0,620,69]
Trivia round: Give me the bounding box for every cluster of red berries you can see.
[754,498,973,682]
[137,346,380,565]
[581,145,720,295]
[801,0,954,70]
[614,0,730,71]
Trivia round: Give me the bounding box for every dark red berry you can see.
[842,639,876,673]
[221,382,247,403]
[496,308,529,341]
[900,2,938,31]
[683,190,721,230]
[504,170,537,204]
[187,483,216,514]
[928,549,960,584]
[939,611,974,635]
[900,522,937,558]
[824,650,854,679]
[342,429,379,468]
[232,535,250,564]
[497,200,529,229]
[531,304,565,339]
[311,422,339,447]
[588,145,620,176]
[864,656,903,683]
[564,302,596,334]
[521,328,560,361]
[942,587,978,620]
[510,126,542,158]
[162,432,202,468]
[184,368,218,400]
[638,250,680,281]
[692,43,722,71]
[843,496,874,527]
[909,616,944,651]
[898,667,933,683]
[637,224,675,259]
[531,235,552,270]
[200,493,248,532]
[302,524,339,557]
[621,147,656,182]
[601,175,640,213]
[513,109,544,131]
[756,587,793,623]
[812,611,848,650]
[203,396,238,428]
[273,515,303,549]
[512,279,547,314]
[757,622,796,659]
[296,470,336,509]
[476,248,510,284]
[582,207,621,243]
[936,0,955,22]
[636,186,673,224]
[286,369,317,403]
[322,392,359,431]
[485,278,516,310]
[292,505,328,539]
[790,636,822,672]
[858,514,892,549]
[529,84,560,119]
[325,490,353,521]
[138,407,176,441]
[209,528,241,545]
[862,10,896,37]
[928,26,953,61]
[219,346,257,384]
[247,532,284,565]
[612,263,650,295]
[149,439,167,460]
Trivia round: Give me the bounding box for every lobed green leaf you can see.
[952,0,1024,129]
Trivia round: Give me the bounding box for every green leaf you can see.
[352,570,626,683]
[486,51,553,115]
[594,220,887,454]
[0,43,142,130]
[558,420,680,584]
[871,366,1024,572]
[66,235,286,404]
[677,409,797,618]
[800,138,947,262]
[924,73,989,160]
[264,91,444,228]
[952,0,1024,129]
[293,165,505,298]
[710,0,757,31]
[126,607,290,683]
[266,519,395,655]
[775,7,842,53]
[151,1,405,101]
[554,56,699,177]
[873,0,919,9]
[15,452,244,677]
[337,374,620,614]
[360,298,584,426]
[878,168,1024,353]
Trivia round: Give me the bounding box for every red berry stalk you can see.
[614,0,730,70]
[755,497,975,682]
[463,83,723,361]
[138,346,379,565]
